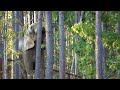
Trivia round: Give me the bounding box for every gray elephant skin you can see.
[18,23,45,79]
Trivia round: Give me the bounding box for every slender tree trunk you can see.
[45,11,54,79]
[75,11,81,23]
[28,11,31,26]
[95,11,103,79]
[34,11,37,23]
[34,11,43,79]
[80,11,84,22]
[0,17,4,59]
[13,11,20,79]
[0,12,4,79]
[59,11,65,79]
[116,12,120,34]
[116,24,120,33]
[102,22,107,78]
[30,11,33,24]
[18,11,25,79]
[3,11,8,79]
[116,11,120,68]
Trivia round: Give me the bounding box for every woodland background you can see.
[0,11,120,79]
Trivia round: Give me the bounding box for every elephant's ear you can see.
[24,35,35,51]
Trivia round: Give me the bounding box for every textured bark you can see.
[0,58,2,79]
[116,12,120,34]
[19,11,24,26]
[13,11,20,79]
[116,23,120,34]
[45,11,53,79]
[0,19,3,78]
[59,11,65,79]
[18,11,25,79]
[95,11,103,79]
[0,24,3,59]
[102,22,107,78]
[30,11,33,24]
[116,12,120,61]
[75,11,81,23]
[34,11,43,79]
[3,11,8,79]
[80,11,84,22]
[34,11,37,23]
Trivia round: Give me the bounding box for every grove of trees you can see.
[0,11,120,79]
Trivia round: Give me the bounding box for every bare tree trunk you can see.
[0,12,4,79]
[80,11,84,22]
[75,11,81,23]
[102,22,107,79]
[115,12,120,70]
[18,11,24,79]
[3,11,8,79]
[34,11,37,23]
[0,19,4,59]
[59,11,65,79]
[95,11,103,79]
[45,11,54,79]
[13,11,20,79]
[34,11,43,79]
[30,11,33,24]
[116,12,120,34]
[74,11,79,78]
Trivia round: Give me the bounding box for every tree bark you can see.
[3,11,8,79]
[45,11,54,79]
[102,22,107,79]
[116,12,120,34]
[95,11,103,79]
[34,11,43,79]
[13,11,20,79]
[59,11,65,79]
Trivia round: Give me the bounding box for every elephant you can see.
[18,23,46,79]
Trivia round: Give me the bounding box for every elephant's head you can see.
[23,23,38,51]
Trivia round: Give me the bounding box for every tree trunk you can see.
[102,22,107,78]
[3,11,8,79]
[116,12,120,34]
[45,11,54,79]
[95,11,103,79]
[75,11,81,23]
[116,11,120,66]
[59,11,65,79]
[13,11,20,79]
[18,11,25,79]
[34,11,43,79]
[0,12,4,79]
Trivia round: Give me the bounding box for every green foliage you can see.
[1,11,120,79]
[71,11,120,78]
[102,32,120,50]
[102,11,120,24]
[72,37,95,78]
[64,11,75,27]
[72,22,95,44]
[72,22,120,50]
